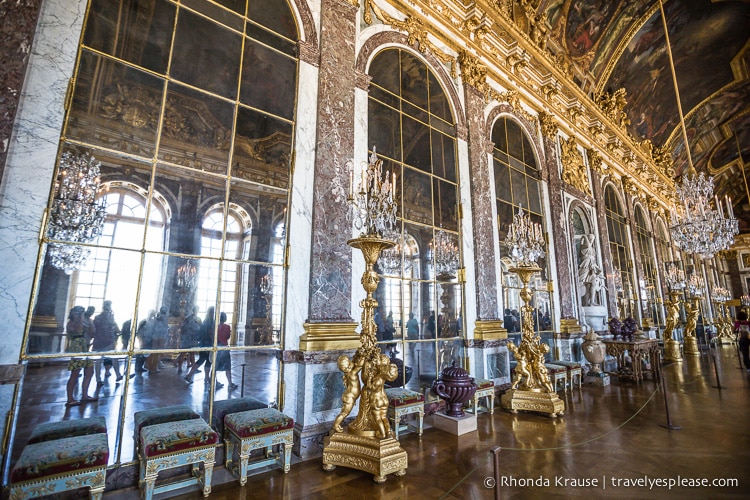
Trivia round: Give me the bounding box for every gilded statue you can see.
[684,298,699,340]
[532,347,554,393]
[578,234,604,306]
[332,354,364,433]
[663,293,681,342]
[364,353,398,439]
[508,342,531,390]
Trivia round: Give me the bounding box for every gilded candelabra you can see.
[683,274,704,356]
[663,264,685,362]
[323,148,407,483]
[500,205,564,418]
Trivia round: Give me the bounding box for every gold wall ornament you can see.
[506,50,528,72]
[587,148,605,174]
[538,111,557,139]
[473,319,507,340]
[458,50,488,91]
[560,136,591,195]
[621,175,639,198]
[594,88,630,128]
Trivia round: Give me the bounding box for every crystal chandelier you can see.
[712,286,730,303]
[657,0,738,259]
[377,229,402,276]
[669,170,738,259]
[176,261,197,291]
[432,229,459,279]
[46,151,107,274]
[741,294,750,307]
[504,204,545,267]
[664,263,685,291]
[345,147,397,238]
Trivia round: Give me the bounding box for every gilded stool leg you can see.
[90,486,105,500]
[489,393,495,415]
[202,462,214,497]
[283,443,291,473]
[393,414,401,439]
[143,476,156,500]
[417,408,424,436]
[225,437,234,470]
[239,451,250,486]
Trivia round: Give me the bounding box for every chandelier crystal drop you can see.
[46,151,107,274]
[345,147,397,238]
[669,170,738,259]
[432,229,459,279]
[504,204,545,267]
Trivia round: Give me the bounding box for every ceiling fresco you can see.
[540,0,750,232]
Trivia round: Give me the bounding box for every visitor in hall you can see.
[133,312,154,374]
[146,307,169,373]
[215,312,238,391]
[65,306,97,406]
[406,312,419,340]
[184,307,216,386]
[93,300,122,384]
[735,310,750,372]
[176,306,201,374]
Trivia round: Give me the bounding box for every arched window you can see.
[493,117,552,334]
[634,206,662,326]
[368,48,462,382]
[604,185,636,319]
[74,184,169,328]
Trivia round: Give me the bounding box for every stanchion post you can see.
[659,369,681,430]
[490,447,501,500]
[240,363,246,398]
[736,340,744,370]
[709,346,723,390]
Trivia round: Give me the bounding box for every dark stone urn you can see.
[432,362,477,418]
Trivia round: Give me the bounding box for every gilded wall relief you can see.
[560,136,590,196]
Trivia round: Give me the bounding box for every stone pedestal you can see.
[683,336,700,356]
[584,371,610,386]
[431,412,477,435]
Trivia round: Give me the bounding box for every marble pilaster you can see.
[726,251,742,298]
[307,0,358,323]
[0,0,87,366]
[465,84,499,321]
[467,339,510,388]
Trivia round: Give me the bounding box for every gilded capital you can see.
[538,111,557,138]
[587,148,605,174]
[458,50,488,92]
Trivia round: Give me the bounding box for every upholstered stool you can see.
[224,408,294,485]
[469,379,495,415]
[28,416,107,444]
[10,433,108,499]
[384,387,425,439]
[139,418,219,499]
[133,405,200,454]
[211,396,268,437]
[544,363,568,392]
[551,361,583,389]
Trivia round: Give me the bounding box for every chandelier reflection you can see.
[432,229,459,280]
[47,151,107,274]
[504,204,545,266]
[378,230,405,276]
[685,273,704,298]
[346,147,397,238]
[664,263,686,291]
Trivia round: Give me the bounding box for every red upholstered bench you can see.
[384,388,425,439]
[224,407,294,485]
[133,405,200,455]
[138,418,219,499]
[9,433,108,499]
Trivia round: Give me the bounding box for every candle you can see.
[349,169,354,198]
[727,196,734,218]
[392,172,396,198]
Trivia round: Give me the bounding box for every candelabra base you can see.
[501,389,565,418]
[322,430,407,483]
[683,336,700,356]
[664,339,683,362]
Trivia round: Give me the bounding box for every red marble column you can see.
[465,84,499,320]
[0,0,43,184]
[306,0,359,322]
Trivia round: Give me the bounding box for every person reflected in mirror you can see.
[184,307,215,385]
[176,306,201,374]
[384,311,396,354]
[426,311,436,339]
[406,312,419,340]
[93,300,122,384]
[134,312,154,374]
[215,312,237,391]
[146,307,169,374]
[65,306,97,406]
[735,310,750,373]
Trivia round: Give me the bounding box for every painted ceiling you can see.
[540,0,750,232]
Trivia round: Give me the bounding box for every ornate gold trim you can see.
[559,318,582,334]
[299,322,361,351]
[323,432,407,483]
[473,319,507,340]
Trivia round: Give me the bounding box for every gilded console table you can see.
[603,339,660,384]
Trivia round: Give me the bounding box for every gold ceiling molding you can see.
[594,88,631,130]
[639,139,675,178]
[621,175,640,198]
[538,111,557,139]
[560,136,591,196]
